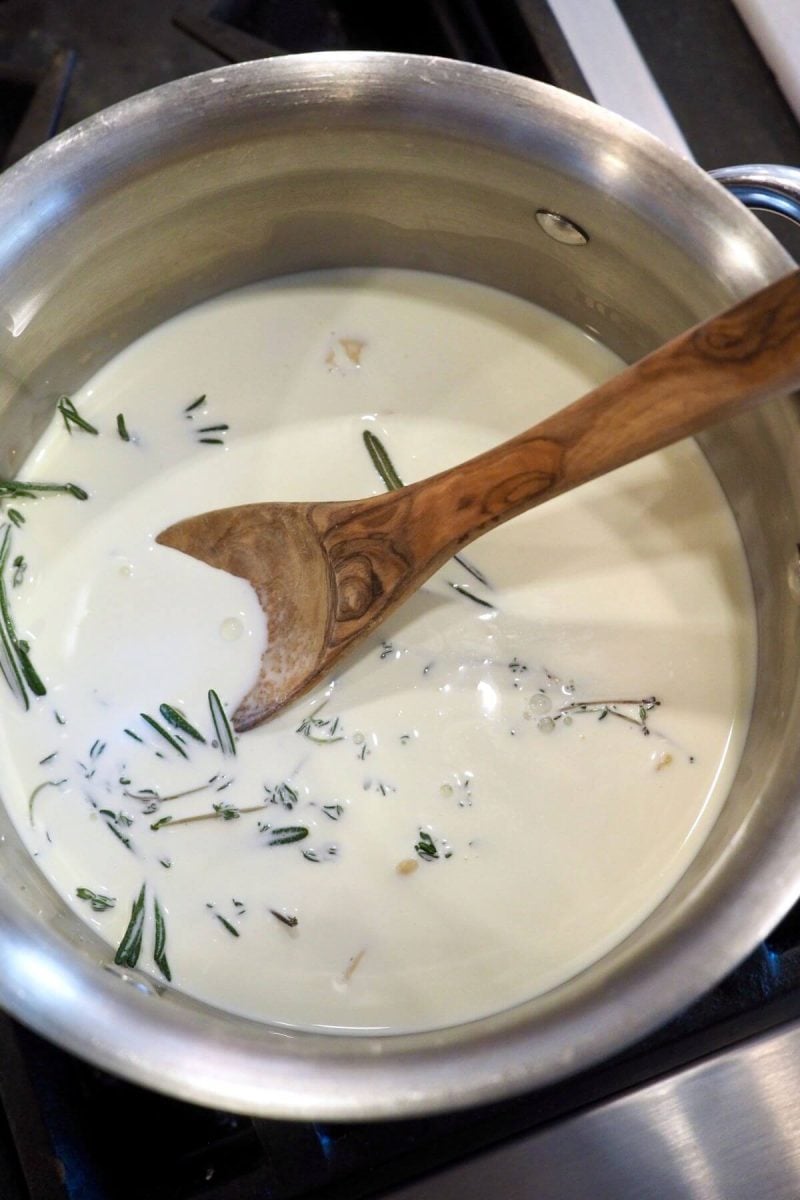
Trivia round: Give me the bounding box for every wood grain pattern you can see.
[157,269,800,731]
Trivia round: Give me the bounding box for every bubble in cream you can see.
[529,693,552,715]
[220,617,244,642]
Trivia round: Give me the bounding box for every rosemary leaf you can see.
[209,689,236,756]
[76,887,116,912]
[57,395,99,436]
[140,713,189,758]
[184,394,206,414]
[363,429,403,491]
[216,913,239,937]
[153,897,172,981]
[0,525,44,699]
[362,430,490,587]
[159,702,206,743]
[114,883,146,968]
[265,825,309,846]
[270,909,299,928]
[447,581,495,610]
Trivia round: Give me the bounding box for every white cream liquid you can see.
[0,269,755,1032]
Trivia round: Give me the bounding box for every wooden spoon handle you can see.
[408,268,800,563]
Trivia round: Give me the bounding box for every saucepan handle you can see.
[711,164,800,228]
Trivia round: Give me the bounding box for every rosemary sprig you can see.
[57,395,99,436]
[116,413,131,442]
[209,689,236,756]
[114,883,146,968]
[362,430,490,588]
[159,702,206,744]
[153,897,171,981]
[560,696,660,733]
[0,480,88,501]
[76,887,116,912]
[140,712,189,758]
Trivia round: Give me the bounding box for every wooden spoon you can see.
[158,269,800,732]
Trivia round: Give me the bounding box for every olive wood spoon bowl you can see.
[158,269,800,732]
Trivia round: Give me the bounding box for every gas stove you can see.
[1,3,800,1198]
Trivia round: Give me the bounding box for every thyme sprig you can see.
[57,395,98,436]
[559,696,660,734]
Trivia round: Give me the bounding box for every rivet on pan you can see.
[535,210,589,245]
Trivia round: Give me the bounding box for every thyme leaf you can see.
[116,413,131,442]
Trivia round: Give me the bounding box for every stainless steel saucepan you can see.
[0,52,799,1120]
